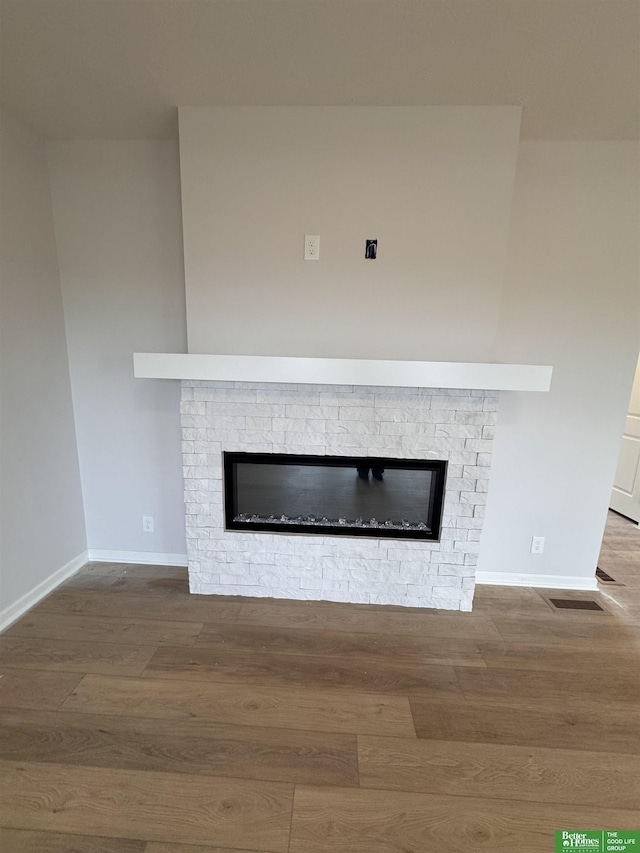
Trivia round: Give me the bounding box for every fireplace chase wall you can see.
[181,380,497,611]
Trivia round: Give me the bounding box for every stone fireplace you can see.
[181,380,498,611]
[138,107,555,611]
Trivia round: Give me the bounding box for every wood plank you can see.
[592,585,640,622]
[595,583,640,604]
[408,695,640,754]
[455,664,640,706]
[196,622,485,666]
[0,637,156,677]
[600,548,640,565]
[606,602,640,622]
[77,562,188,580]
[0,707,359,787]
[0,828,145,852]
[5,611,203,647]
[289,786,640,853]
[64,573,189,595]
[0,669,82,711]
[0,760,293,851]
[474,585,544,600]
[476,640,640,674]
[146,846,281,853]
[63,571,243,604]
[62,674,416,737]
[599,535,640,551]
[470,587,555,618]
[38,589,241,624]
[598,556,640,574]
[237,600,502,639]
[493,615,640,646]
[143,645,463,695]
[358,735,640,808]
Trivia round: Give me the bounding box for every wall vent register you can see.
[550,598,604,611]
[223,452,446,540]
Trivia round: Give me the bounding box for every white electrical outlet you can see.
[304,235,320,260]
[143,516,154,533]
[531,536,545,554]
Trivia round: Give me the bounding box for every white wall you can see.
[180,106,522,361]
[19,117,635,591]
[480,141,640,584]
[0,109,86,618]
[47,142,187,560]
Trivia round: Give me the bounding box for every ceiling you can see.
[1,0,638,140]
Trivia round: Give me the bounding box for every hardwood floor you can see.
[1,510,639,851]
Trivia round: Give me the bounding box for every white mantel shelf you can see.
[134,353,552,392]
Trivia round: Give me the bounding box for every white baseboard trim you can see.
[87,549,188,567]
[0,550,89,632]
[476,571,599,591]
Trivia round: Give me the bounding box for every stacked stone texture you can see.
[181,380,497,611]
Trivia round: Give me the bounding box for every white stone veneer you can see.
[181,381,498,611]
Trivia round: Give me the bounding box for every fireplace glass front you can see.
[223,452,446,540]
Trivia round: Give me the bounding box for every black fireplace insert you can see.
[223,452,446,540]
